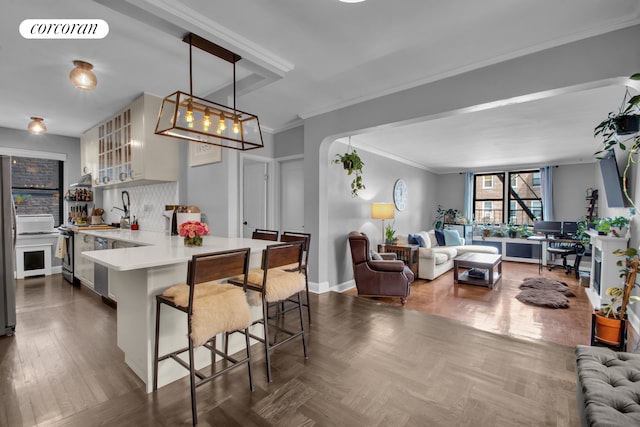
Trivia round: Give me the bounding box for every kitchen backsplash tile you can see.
[102,182,178,232]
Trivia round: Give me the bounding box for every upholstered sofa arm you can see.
[419,248,436,259]
[367,260,406,272]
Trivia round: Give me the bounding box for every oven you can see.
[15,215,58,279]
[58,226,76,285]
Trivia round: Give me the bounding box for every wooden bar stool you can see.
[229,241,307,382]
[153,248,253,426]
[252,228,279,241]
[280,231,312,324]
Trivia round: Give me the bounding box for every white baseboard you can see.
[332,280,355,293]
[309,280,330,294]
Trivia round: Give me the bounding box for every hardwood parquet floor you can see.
[1,272,579,426]
[345,260,594,348]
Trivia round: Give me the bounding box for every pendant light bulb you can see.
[203,107,211,131]
[28,117,46,135]
[232,117,240,134]
[185,100,194,128]
[69,60,97,91]
[217,113,226,135]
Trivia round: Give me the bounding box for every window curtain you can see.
[540,166,554,221]
[463,172,474,222]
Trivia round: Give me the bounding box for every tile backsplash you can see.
[102,182,178,232]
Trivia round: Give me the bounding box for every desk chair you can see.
[547,240,579,274]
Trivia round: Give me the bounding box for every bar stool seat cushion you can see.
[242,268,305,302]
[162,283,252,346]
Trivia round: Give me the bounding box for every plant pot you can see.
[342,160,353,170]
[615,115,640,135]
[611,226,628,238]
[482,229,491,237]
[385,238,394,245]
[508,230,517,238]
[593,311,624,345]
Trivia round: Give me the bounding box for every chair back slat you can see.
[188,249,251,286]
[262,241,304,270]
[252,229,279,241]
[281,231,311,252]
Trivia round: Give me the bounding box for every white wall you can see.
[553,163,597,221]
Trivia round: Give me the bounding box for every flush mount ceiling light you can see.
[155,33,264,151]
[27,117,46,135]
[339,0,367,3]
[69,60,97,91]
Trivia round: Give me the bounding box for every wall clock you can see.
[393,179,408,211]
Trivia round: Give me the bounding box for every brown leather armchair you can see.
[348,231,414,305]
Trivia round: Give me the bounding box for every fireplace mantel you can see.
[585,230,629,310]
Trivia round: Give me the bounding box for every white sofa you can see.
[395,230,499,280]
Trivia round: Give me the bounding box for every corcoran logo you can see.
[19,19,109,39]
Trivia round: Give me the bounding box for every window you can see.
[11,157,63,226]
[508,170,542,225]
[474,173,504,223]
[473,170,542,225]
[483,175,493,189]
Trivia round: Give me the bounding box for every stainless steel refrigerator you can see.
[1,155,16,336]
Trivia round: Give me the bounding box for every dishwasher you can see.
[94,237,110,301]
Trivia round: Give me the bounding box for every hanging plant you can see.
[333,141,365,197]
[594,73,640,212]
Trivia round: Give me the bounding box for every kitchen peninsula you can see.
[80,230,272,392]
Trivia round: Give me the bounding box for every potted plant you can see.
[594,248,640,346]
[610,216,629,237]
[384,222,396,244]
[594,72,640,211]
[596,217,612,235]
[333,149,365,197]
[517,224,533,238]
[507,222,518,238]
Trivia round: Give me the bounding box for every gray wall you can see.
[329,141,436,287]
[0,127,81,187]
[274,126,304,158]
[553,163,597,221]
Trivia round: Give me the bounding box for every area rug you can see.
[515,277,575,309]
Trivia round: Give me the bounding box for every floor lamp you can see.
[371,203,395,245]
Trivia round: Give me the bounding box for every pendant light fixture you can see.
[69,60,97,91]
[27,117,46,135]
[155,33,264,151]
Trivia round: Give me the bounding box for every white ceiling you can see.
[2,0,640,173]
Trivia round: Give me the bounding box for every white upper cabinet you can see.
[81,93,179,187]
[80,125,98,178]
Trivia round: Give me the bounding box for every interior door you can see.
[280,158,304,232]
[242,160,268,238]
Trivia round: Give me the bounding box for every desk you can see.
[527,235,582,274]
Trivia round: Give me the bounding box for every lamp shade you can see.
[69,60,97,91]
[371,203,394,220]
[27,117,46,135]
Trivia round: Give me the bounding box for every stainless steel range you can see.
[57,225,75,285]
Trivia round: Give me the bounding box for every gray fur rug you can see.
[515,277,575,309]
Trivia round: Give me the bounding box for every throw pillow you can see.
[414,234,426,247]
[443,229,463,246]
[407,233,418,245]
[434,230,446,246]
[370,250,383,260]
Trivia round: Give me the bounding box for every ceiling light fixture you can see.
[155,33,264,151]
[27,117,46,135]
[69,60,97,91]
[339,0,367,3]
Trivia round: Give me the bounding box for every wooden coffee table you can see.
[453,252,502,288]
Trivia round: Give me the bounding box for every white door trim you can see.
[239,153,276,237]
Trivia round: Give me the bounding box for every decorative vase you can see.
[184,235,203,247]
[385,238,394,245]
[593,311,624,345]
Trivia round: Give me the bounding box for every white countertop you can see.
[79,230,272,271]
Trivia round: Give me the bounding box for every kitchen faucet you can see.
[111,190,131,227]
